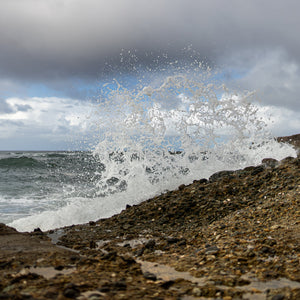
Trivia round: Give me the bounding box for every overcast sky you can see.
[0,0,299,150]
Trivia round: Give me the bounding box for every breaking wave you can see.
[8,57,297,231]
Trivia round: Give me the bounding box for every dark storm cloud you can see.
[0,0,300,111]
[1,0,299,77]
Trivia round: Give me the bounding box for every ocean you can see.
[1,140,296,233]
[1,64,297,232]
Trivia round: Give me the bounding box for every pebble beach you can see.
[1,134,299,300]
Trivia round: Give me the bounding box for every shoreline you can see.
[1,135,299,299]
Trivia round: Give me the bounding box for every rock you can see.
[209,170,235,182]
[145,239,156,249]
[0,223,18,235]
[63,284,80,298]
[166,237,180,244]
[205,245,219,255]
[192,287,202,297]
[178,184,186,190]
[262,158,278,168]
[271,295,285,300]
[113,280,127,290]
[143,271,157,281]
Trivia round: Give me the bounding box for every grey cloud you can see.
[0,99,31,113]
[0,99,13,113]
[1,0,300,80]
[225,49,300,111]
[15,104,32,112]
[0,0,300,116]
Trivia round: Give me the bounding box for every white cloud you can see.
[256,104,300,137]
[0,97,93,149]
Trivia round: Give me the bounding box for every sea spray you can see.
[8,59,297,231]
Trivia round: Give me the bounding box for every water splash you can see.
[9,58,297,231]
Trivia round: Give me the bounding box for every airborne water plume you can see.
[6,60,297,231]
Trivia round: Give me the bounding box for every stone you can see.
[143,271,157,281]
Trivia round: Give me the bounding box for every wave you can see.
[6,56,298,232]
[0,156,46,169]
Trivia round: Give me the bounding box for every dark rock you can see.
[143,271,157,281]
[166,237,180,244]
[250,165,264,175]
[120,255,136,265]
[43,288,59,299]
[63,289,79,299]
[271,295,285,300]
[98,284,110,293]
[10,273,40,284]
[145,239,156,249]
[178,184,186,190]
[0,223,18,235]
[199,178,208,184]
[0,260,12,269]
[63,284,80,298]
[209,170,235,182]
[135,248,145,256]
[89,240,97,248]
[205,246,219,255]
[262,158,278,168]
[160,280,175,289]
[260,246,276,255]
[101,251,117,261]
[113,280,127,290]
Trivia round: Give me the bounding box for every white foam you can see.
[8,63,297,232]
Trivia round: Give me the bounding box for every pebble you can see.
[1,140,299,299]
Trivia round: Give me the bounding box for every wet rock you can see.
[101,251,117,261]
[178,184,186,190]
[63,284,80,298]
[209,170,235,182]
[143,271,157,281]
[205,245,219,255]
[160,280,175,289]
[89,240,97,249]
[262,158,278,168]
[33,227,43,234]
[115,281,127,290]
[0,223,18,235]
[250,165,264,175]
[166,237,180,244]
[271,295,285,300]
[145,239,156,249]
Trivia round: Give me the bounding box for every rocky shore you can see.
[1,135,300,299]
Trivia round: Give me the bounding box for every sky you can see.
[0,0,299,150]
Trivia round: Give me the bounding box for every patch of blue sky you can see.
[26,83,66,98]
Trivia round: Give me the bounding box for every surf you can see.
[7,58,297,232]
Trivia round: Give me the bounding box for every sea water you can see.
[1,59,297,232]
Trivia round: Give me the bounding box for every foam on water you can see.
[8,59,297,232]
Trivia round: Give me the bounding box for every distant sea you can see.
[0,151,103,226]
